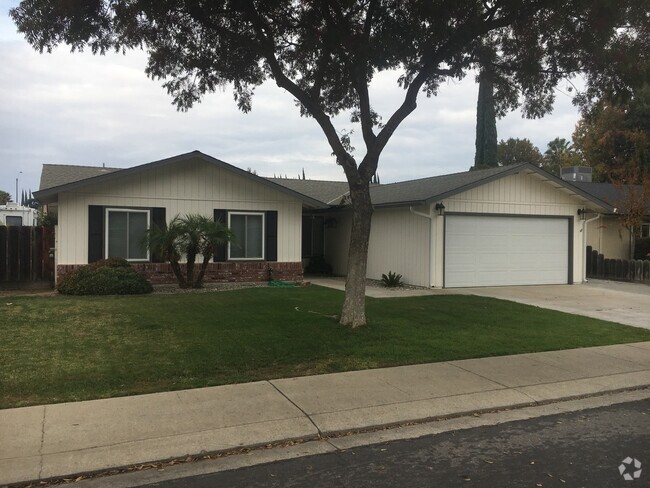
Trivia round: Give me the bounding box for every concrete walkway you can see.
[2,342,649,486]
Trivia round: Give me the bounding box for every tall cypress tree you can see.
[474,71,498,168]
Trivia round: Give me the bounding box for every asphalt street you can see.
[148,399,650,488]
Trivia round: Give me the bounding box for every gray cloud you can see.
[0,8,583,200]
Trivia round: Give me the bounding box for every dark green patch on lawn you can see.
[1,286,648,409]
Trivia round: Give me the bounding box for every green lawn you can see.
[2,286,649,409]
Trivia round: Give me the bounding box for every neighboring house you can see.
[0,202,37,226]
[571,182,650,260]
[34,151,326,284]
[36,151,614,288]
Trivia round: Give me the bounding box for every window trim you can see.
[5,216,23,226]
[228,211,265,261]
[641,223,650,239]
[104,208,151,262]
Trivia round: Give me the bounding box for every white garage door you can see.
[445,215,569,288]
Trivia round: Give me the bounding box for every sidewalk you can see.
[2,342,650,486]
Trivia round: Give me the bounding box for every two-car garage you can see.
[444,215,571,288]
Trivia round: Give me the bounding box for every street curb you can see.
[7,384,650,488]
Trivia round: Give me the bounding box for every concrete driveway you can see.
[310,278,650,330]
[450,280,650,330]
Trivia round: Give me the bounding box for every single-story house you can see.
[35,151,327,284]
[35,151,615,288]
[571,182,650,260]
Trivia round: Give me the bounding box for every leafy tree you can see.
[0,191,11,205]
[612,174,650,258]
[145,214,233,289]
[573,84,650,183]
[11,1,648,326]
[542,137,582,175]
[497,138,544,167]
[474,71,498,169]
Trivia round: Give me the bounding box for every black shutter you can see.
[88,205,104,263]
[265,210,278,262]
[150,207,166,263]
[214,209,227,262]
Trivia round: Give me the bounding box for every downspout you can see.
[409,206,434,288]
[582,213,601,283]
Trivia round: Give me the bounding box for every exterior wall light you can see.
[435,202,446,216]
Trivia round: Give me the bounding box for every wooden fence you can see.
[0,226,55,288]
[586,246,650,283]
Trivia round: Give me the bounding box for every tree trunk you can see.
[339,183,373,328]
[186,253,196,287]
[167,257,187,288]
[195,254,211,287]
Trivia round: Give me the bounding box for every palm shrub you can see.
[381,271,403,288]
[145,214,233,288]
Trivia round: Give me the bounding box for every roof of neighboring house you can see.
[267,178,350,205]
[34,151,328,209]
[572,182,650,214]
[39,164,123,190]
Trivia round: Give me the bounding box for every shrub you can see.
[87,257,131,270]
[304,255,333,275]
[58,262,153,295]
[381,271,403,288]
[634,237,650,260]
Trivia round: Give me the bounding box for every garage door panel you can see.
[445,215,569,288]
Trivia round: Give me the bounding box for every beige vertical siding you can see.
[586,216,631,259]
[365,207,431,287]
[56,157,304,264]
[324,208,431,287]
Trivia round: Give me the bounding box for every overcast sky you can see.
[0,1,584,201]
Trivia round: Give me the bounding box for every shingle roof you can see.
[368,165,518,207]
[35,155,616,212]
[572,182,649,213]
[34,151,328,209]
[39,164,123,190]
[269,165,521,207]
[266,178,350,205]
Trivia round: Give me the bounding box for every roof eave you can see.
[373,200,428,209]
[420,164,529,205]
[34,151,328,209]
[420,163,616,213]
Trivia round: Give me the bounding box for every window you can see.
[105,209,149,261]
[229,212,264,259]
[5,216,22,226]
[642,223,650,239]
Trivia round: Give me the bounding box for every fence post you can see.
[621,260,629,281]
[634,260,642,282]
[597,254,603,278]
[0,226,6,283]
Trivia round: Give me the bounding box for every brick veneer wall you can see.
[56,261,304,286]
